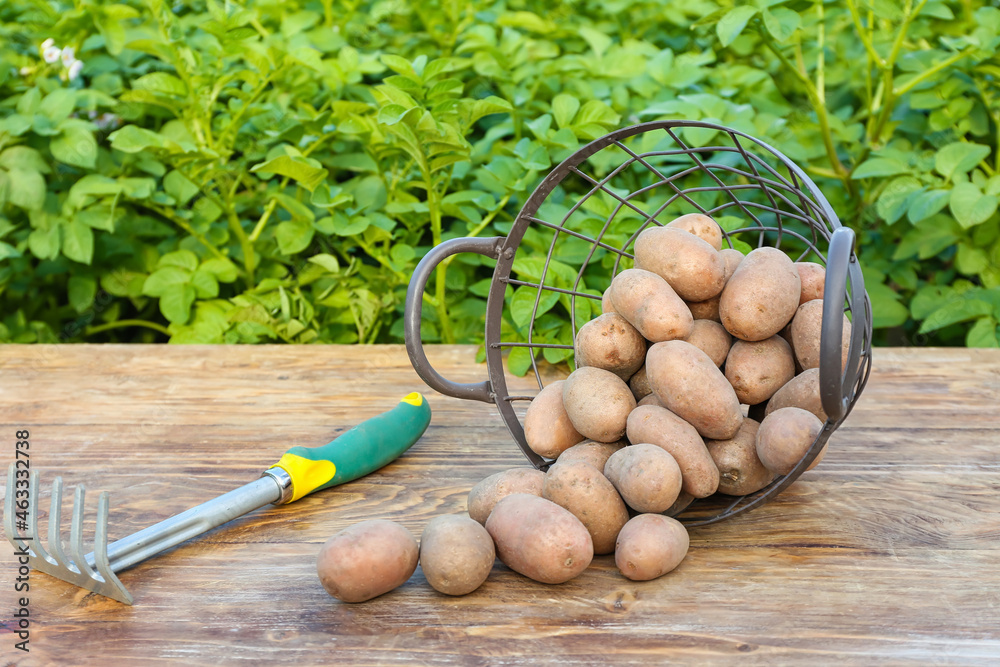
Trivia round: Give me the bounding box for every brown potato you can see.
[790,299,851,371]
[615,514,689,581]
[608,269,693,342]
[666,213,723,250]
[756,407,824,475]
[575,313,646,380]
[683,319,732,367]
[467,468,545,525]
[601,290,615,314]
[634,227,726,301]
[524,381,585,459]
[766,368,828,422]
[419,515,495,596]
[795,261,826,305]
[724,335,796,405]
[604,443,683,513]
[719,247,801,341]
[637,392,665,408]
[556,440,626,470]
[705,419,774,496]
[664,491,695,516]
[626,405,720,498]
[543,461,629,555]
[316,520,418,603]
[646,340,743,440]
[720,248,744,282]
[485,493,593,584]
[562,366,636,442]
[686,295,721,322]
[628,365,652,401]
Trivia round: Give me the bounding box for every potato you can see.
[316,520,418,603]
[634,227,726,301]
[601,290,615,314]
[637,393,665,408]
[485,493,593,584]
[686,295,721,322]
[705,419,774,496]
[608,269,693,342]
[604,443,683,513]
[766,368,828,422]
[646,340,743,440]
[562,366,636,442]
[419,515,494,596]
[719,247,801,341]
[756,407,824,475]
[628,365,652,401]
[556,440,626,470]
[664,491,695,517]
[524,380,585,459]
[615,514,689,581]
[720,248,744,282]
[789,299,851,371]
[724,335,796,405]
[683,319,732,367]
[666,213,723,250]
[543,461,629,555]
[626,405,720,498]
[575,313,646,380]
[467,468,545,525]
[795,261,826,305]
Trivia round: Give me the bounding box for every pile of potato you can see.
[316,213,850,601]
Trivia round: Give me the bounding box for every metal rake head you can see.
[4,464,133,604]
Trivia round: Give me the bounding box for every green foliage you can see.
[0,0,998,354]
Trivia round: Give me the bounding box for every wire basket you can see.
[405,120,873,526]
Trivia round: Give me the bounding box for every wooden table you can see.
[0,345,997,665]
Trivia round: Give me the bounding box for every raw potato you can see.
[724,336,796,405]
[634,227,726,302]
[543,461,629,555]
[683,319,732,367]
[485,493,593,584]
[419,515,495,596]
[467,468,545,525]
[790,299,851,371]
[766,368,828,422]
[603,444,683,513]
[556,440,626,470]
[524,381,585,459]
[575,313,646,380]
[795,261,826,305]
[628,365,652,401]
[720,248,744,282]
[646,340,743,440]
[562,366,636,442]
[637,393,665,408]
[666,213,723,250]
[719,247,801,342]
[664,491,695,517]
[705,419,774,496]
[608,269,693,342]
[756,407,824,475]
[601,290,615,314]
[615,514,689,581]
[316,520,418,603]
[687,295,721,322]
[626,405,720,498]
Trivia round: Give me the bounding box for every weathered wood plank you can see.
[0,345,998,665]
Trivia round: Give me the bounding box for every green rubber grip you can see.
[269,393,431,503]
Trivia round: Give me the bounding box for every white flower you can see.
[60,47,75,68]
[41,38,55,51]
[67,59,83,81]
[20,66,32,76]
[43,46,61,63]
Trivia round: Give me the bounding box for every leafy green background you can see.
[1,0,999,363]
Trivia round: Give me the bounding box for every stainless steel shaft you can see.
[85,475,283,573]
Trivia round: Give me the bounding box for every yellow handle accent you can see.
[273,453,337,503]
[400,392,423,406]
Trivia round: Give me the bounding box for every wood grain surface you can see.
[0,345,998,666]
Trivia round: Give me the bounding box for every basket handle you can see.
[819,226,856,423]
[404,236,506,403]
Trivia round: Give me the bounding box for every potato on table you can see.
[615,514,689,582]
[789,299,851,371]
[719,247,801,341]
[608,268,693,342]
[316,520,418,603]
[604,443,683,513]
[575,312,646,381]
[562,366,636,442]
[666,213,723,250]
[467,468,545,525]
[524,380,585,459]
[724,335,795,405]
[683,319,732,367]
[756,407,824,475]
[420,515,495,596]
[626,404,720,498]
[766,368,828,422]
[705,418,774,496]
[634,226,727,302]
[556,440,626,470]
[543,461,629,555]
[485,493,593,584]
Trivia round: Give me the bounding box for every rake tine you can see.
[28,469,56,566]
[47,478,72,572]
[69,485,99,579]
[93,492,133,605]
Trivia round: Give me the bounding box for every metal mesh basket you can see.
[405,120,873,526]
